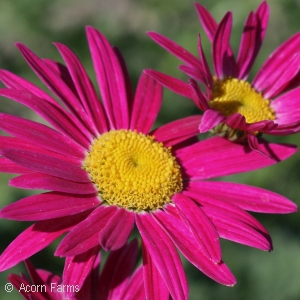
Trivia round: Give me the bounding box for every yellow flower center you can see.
[83,130,183,211]
[210,77,275,123]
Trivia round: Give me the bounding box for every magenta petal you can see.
[199,109,226,133]
[185,180,297,213]
[189,79,210,110]
[86,26,129,130]
[63,246,100,298]
[130,73,162,133]
[122,266,145,300]
[0,69,58,103]
[98,239,138,300]
[148,32,202,69]
[236,12,257,79]
[54,42,108,134]
[0,148,89,183]
[201,206,272,250]
[197,35,214,88]
[253,32,300,93]
[272,87,300,125]
[0,113,85,159]
[56,205,117,256]
[10,173,96,194]
[176,136,297,180]
[144,69,193,99]
[183,190,270,236]
[0,88,91,148]
[179,64,208,86]
[154,207,236,286]
[174,194,221,263]
[195,3,218,42]
[213,12,235,78]
[136,213,188,300]
[0,192,100,221]
[0,157,31,174]
[0,212,90,271]
[99,208,134,251]
[151,115,201,147]
[16,43,95,136]
[142,241,169,300]
[247,134,276,158]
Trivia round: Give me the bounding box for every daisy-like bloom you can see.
[8,240,144,300]
[145,1,300,156]
[0,26,297,300]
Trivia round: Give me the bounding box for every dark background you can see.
[1,0,300,299]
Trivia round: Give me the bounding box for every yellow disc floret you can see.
[210,77,275,123]
[83,130,183,211]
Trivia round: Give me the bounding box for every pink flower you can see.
[0,26,297,299]
[8,240,144,300]
[145,1,300,156]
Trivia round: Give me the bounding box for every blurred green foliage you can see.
[1,0,300,299]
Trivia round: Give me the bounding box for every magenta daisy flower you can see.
[9,240,144,300]
[0,26,297,299]
[145,1,300,156]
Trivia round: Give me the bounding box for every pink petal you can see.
[247,134,276,159]
[185,180,297,213]
[136,213,188,300]
[54,42,109,134]
[0,88,91,148]
[271,87,300,125]
[25,260,60,287]
[199,109,226,133]
[236,12,257,79]
[0,157,31,174]
[151,115,201,147]
[0,136,80,165]
[55,205,117,256]
[99,208,135,251]
[189,79,210,110]
[253,32,300,93]
[16,43,96,136]
[179,64,209,86]
[86,26,129,129]
[122,266,145,300]
[0,212,90,271]
[43,58,79,98]
[10,173,96,194]
[195,3,218,42]
[174,194,221,263]
[147,32,202,69]
[142,241,169,300]
[130,73,162,133]
[0,113,85,159]
[0,192,100,221]
[201,206,272,250]
[0,69,58,103]
[0,148,89,182]
[225,113,277,133]
[154,207,236,286]
[98,239,138,300]
[63,246,100,298]
[183,189,271,236]
[144,69,193,99]
[197,34,214,88]
[175,136,297,180]
[213,12,235,78]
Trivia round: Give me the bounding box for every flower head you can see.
[146,1,300,156]
[0,26,297,299]
[8,240,144,300]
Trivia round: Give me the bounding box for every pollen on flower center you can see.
[210,77,275,123]
[83,130,183,211]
